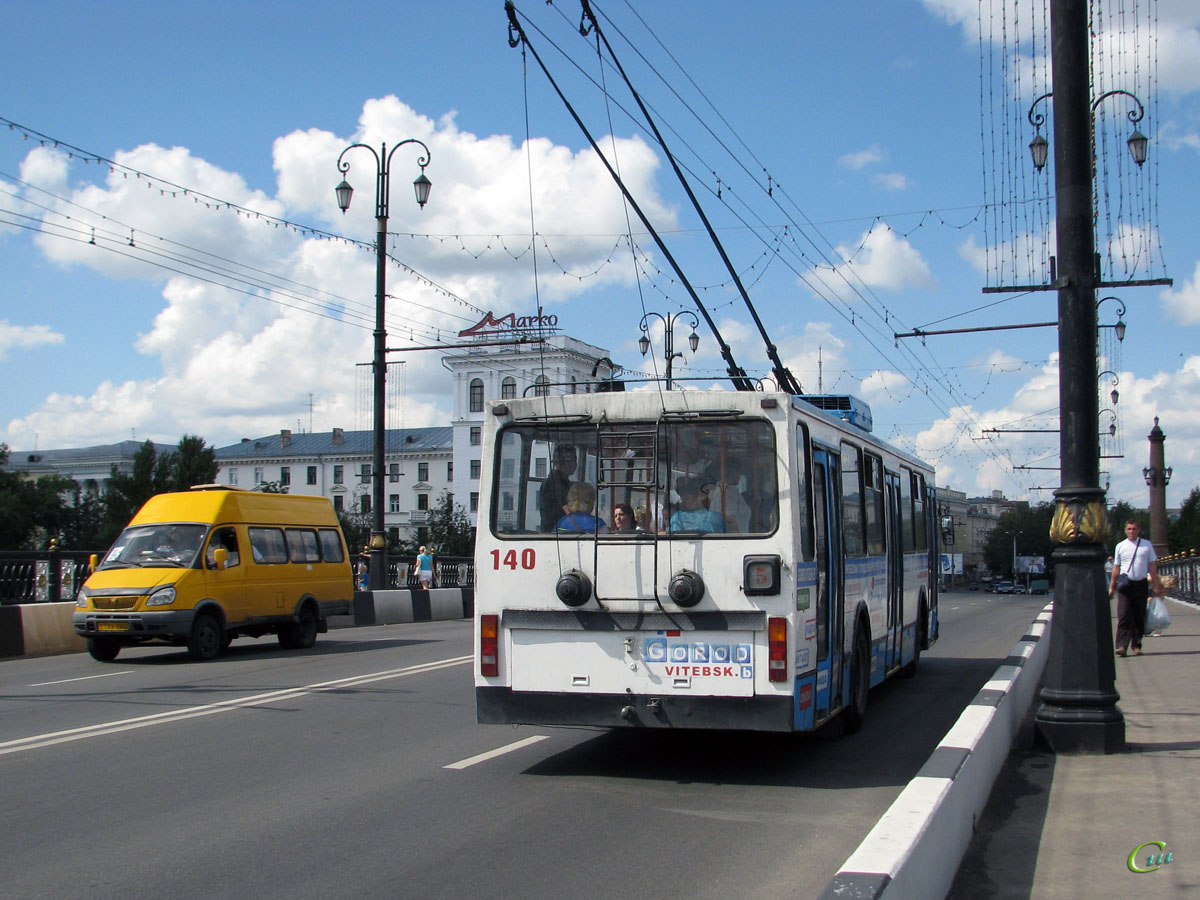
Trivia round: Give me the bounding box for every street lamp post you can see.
[335,139,431,591]
[1032,1,1152,754]
[1096,296,1127,343]
[638,310,699,390]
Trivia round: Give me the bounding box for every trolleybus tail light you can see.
[768,616,788,683]
[668,569,705,608]
[743,555,781,596]
[480,614,499,677]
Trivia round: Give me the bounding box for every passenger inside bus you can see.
[611,502,636,532]
[668,478,728,534]
[538,445,577,531]
[555,483,608,533]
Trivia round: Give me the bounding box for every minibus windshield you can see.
[100,524,207,569]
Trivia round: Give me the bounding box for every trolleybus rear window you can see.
[491,419,778,537]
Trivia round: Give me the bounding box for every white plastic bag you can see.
[1146,595,1172,633]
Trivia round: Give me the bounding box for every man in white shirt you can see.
[1108,520,1159,657]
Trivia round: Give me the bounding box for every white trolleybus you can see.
[474,389,938,733]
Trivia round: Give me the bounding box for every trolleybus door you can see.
[886,471,903,668]
[812,448,844,712]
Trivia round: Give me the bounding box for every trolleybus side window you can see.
[864,452,885,557]
[840,442,865,557]
[899,467,915,552]
[911,472,928,552]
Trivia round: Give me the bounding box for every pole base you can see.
[1034,700,1125,754]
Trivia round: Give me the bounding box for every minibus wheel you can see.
[279,607,318,650]
[843,629,870,734]
[187,613,223,661]
[87,637,121,662]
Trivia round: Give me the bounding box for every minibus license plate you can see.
[97,622,130,632]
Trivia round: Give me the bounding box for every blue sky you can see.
[3,0,1200,509]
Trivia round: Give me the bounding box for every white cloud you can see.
[872,172,910,191]
[839,146,884,171]
[924,1,1200,93]
[902,351,1200,505]
[1160,259,1200,325]
[18,145,70,192]
[0,320,64,362]
[804,226,935,302]
[2,96,675,449]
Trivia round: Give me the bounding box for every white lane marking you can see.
[0,654,473,756]
[30,671,136,687]
[444,735,551,770]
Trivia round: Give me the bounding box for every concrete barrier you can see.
[818,602,1053,900]
[1,587,475,658]
[0,601,88,659]
[351,587,474,626]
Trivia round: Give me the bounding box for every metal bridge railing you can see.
[1158,553,1200,604]
[2,551,475,605]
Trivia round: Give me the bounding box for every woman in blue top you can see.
[556,482,608,533]
[413,545,436,588]
[669,479,727,534]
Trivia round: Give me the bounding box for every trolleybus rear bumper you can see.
[476,686,795,732]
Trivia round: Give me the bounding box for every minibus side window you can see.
[249,527,289,564]
[286,528,322,563]
[205,527,241,569]
[318,529,345,563]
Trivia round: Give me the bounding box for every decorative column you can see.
[1144,418,1171,558]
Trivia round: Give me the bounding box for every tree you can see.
[427,492,475,557]
[983,502,1056,579]
[168,434,219,491]
[0,444,81,549]
[104,441,166,537]
[61,488,110,550]
[337,509,371,558]
[1169,486,1200,556]
[103,435,220,539]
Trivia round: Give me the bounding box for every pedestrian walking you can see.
[1108,520,1159,657]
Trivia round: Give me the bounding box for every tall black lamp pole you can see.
[335,140,431,590]
[1033,0,1151,754]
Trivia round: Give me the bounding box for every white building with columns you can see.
[214,312,614,546]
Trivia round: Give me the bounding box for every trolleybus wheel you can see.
[903,604,926,679]
[843,629,870,734]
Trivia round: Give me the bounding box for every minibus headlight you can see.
[146,587,177,607]
[75,589,89,609]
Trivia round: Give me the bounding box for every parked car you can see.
[994,580,1015,594]
[968,581,979,591]
[1011,584,1027,594]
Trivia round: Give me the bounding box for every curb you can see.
[817,601,1053,900]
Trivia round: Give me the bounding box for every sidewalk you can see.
[949,596,1199,899]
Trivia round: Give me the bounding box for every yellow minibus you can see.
[74,487,353,661]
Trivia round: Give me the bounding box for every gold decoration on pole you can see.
[1050,499,1110,544]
